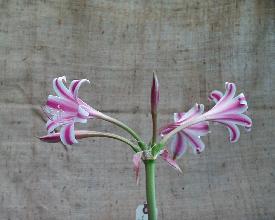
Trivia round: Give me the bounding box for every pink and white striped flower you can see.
[205,82,252,142]
[160,104,209,159]
[160,82,252,159]
[42,76,101,145]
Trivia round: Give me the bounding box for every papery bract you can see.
[133,152,143,184]
[43,76,100,145]
[160,149,182,173]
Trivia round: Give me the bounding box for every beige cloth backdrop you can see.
[0,0,274,219]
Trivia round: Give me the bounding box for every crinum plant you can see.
[40,75,252,220]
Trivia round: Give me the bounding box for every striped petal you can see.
[219,93,248,114]
[53,76,74,101]
[60,123,78,145]
[210,114,252,128]
[46,95,78,112]
[179,103,204,122]
[170,132,187,160]
[46,119,62,133]
[208,90,223,103]
[174,112,185,122]
[160,149,182,173]
[77,105,89,118]
[218,82,236,105]
[183,130,206,154]
[133,152,142,184]
[69,79,90,100]
[46,116,74,133]
[159,124,177,136]
[210,93,248,115]
[185,122,209,136]
[215,121,240,143]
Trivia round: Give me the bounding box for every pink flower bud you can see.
[151,73,159,114]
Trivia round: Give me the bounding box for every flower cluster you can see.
[42,76,101,145]
[40,76,252,182]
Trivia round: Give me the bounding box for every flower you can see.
[205,82,252,142]
[160,104,209,159]
[42,76,100,145]
[160,82,252,159]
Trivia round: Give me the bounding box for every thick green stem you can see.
[145,160,157,220]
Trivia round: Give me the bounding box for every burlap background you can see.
[0,0,274,219]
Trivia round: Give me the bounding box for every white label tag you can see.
[136,203,148,220]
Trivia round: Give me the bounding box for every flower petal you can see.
[180,103,204,122]
[208,90,223,103]
[46,95,78,112]
[218,82,236,105]
[183,130,206,154]
[53,76,74,101]
[185,122,209,136]
[171,132,188,160]
[174,112,185,122]
[160,149,182,173]
[60,123,78,145]
[133,152,142,184]
[69,79,90,99]
[216,121,240,143]
[210,93,248,115]
[46,119,61,133]
[46,116,74,133]
[211,114,252,128]
[220,93,248,114]
[159,124,177,136]
[78,105,89,118]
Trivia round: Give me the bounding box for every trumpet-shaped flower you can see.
[42,76,101,145]
[160,104,209,159]
[160,82,252,159]
[205,82,252,142]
